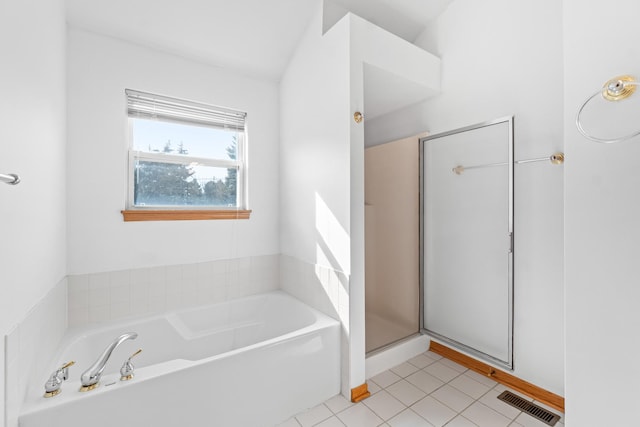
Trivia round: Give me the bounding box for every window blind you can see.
[126,89,246,131]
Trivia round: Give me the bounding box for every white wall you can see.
[281,6,442,397]
[564,1,640,424]
[280,13,351,273]
[366,0,565,395]
[0,0,67,424]
[66,29,280,275]
[280,3,353,396]
[349,15,440,393]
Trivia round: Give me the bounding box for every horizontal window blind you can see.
[126,89,246,131]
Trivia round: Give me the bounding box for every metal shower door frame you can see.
[419,116,514,370]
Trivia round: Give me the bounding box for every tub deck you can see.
[20,291,341,427]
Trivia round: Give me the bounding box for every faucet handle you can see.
[44,361,75,398]
[58,360,75,380]
[120,349,142,381]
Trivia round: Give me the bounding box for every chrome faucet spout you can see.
[80,332,138,390]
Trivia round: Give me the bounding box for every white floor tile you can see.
[315,416,347,427]
[371,370,403,389]
[387,409,435,427]
[445,415,479,427]
[337,403,384,427]
[411,396,457,427]
[325,394,355,414]
[478,390,521,419]
[462,402,511,427]
[405,370,444,394]
[449,375,491,399]
[492,385,533,402]
[424,361,462,383]
[296,404,333,427]
[368,381,382,395]
[390,362,419,378]
[283,352,564,427]
[275,417,301,427]
[463,370,498,388]
[424,351,442,361]
[514,412,556,427]
[492,383,508,393]
[363,390,406,421]
[386,379,426,406]
[438,358,467,373]
[407,354,435,369]
[430,384,475,413]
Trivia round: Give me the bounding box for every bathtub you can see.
[19,291,341,427]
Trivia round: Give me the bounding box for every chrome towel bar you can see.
[0,173,20,185]
[452,152,564,175]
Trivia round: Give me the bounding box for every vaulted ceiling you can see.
[65,0,452,82]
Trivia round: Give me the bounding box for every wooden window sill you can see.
[121,209,252,222]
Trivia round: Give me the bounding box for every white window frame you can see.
[125,89,247,211]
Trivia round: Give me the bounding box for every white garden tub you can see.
[19,291,341,427]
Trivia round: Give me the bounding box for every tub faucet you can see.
[80,332,138,391]
[44,361,75,398]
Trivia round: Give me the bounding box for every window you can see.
[122,89,250,221]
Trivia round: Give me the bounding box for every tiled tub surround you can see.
[10,254,351,426]
[20,291,341,427]
[280,254,351,395]
[67,254,280,327]
[279,254,348,324]
[4,278,67,427]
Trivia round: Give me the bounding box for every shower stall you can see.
[420,117,514,368]
[365,118,515,369]
[364,135,421,353]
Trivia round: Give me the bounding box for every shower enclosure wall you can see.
[365,135,420,353]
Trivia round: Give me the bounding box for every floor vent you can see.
[497,391,561,426]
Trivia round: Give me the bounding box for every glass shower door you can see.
[421,117,513,368]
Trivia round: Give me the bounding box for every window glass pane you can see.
[133,160,237,207]
[132,117,239,160]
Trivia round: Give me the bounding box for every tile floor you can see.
[277,350,564,427]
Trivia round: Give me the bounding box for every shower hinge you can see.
[509,232,514,253]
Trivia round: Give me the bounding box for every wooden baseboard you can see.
[429,341,564,413]
[350,383,371,403]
